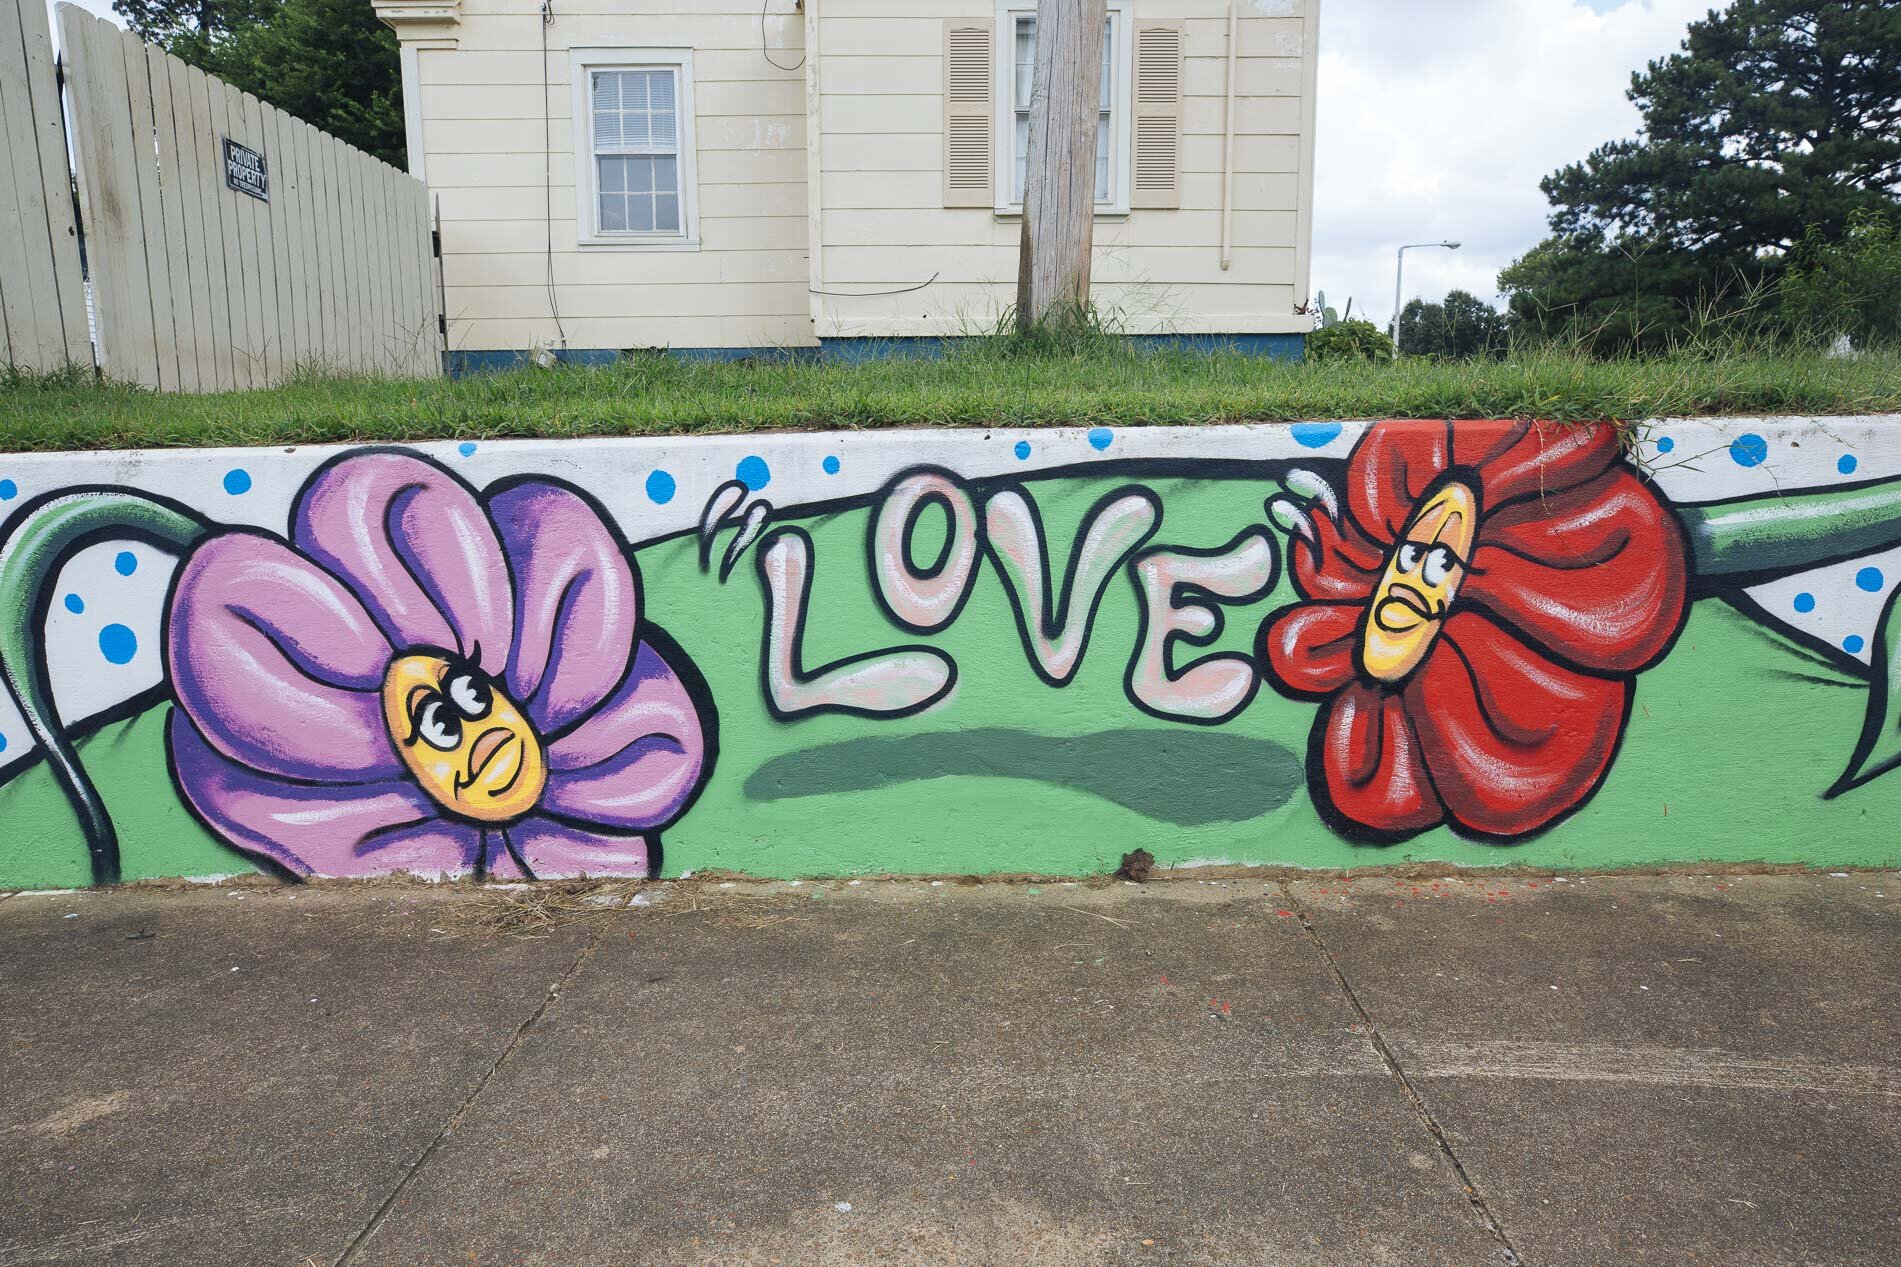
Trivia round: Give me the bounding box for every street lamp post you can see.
[1392,241,1462,358]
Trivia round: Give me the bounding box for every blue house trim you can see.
[815,333,1305,363]
[445,346,802,375]
[445,332,1304,377]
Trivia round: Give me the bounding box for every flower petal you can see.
[506,816,653,878]
[483,841,529,880]
[292,452,514,664]
[1407,612,1627,839]
[1472,420,1622,510]
[1346,420,1449,541]
[1464,468,1688,673]
[543,637,708,831]
[168,709,465,877]
[1290,505,1386,600]
[1448,419,1531,473]
[487,480,639,732]
[1262,602,1362,697]
[167,532,400,781]
[1312,681,1444,838]
[349,820,485,880]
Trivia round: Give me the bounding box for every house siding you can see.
[412,0,812,354]
[810,0,1316,340]
[391,0,1318,353]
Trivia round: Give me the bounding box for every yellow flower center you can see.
[1361,481,1478,684]
[381,653,547,823]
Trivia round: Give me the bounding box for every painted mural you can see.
[3,417,1901,886]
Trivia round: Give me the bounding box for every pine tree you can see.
[1501,0,1900,350]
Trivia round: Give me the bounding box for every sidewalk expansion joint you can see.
[1286,894,1527,1267]
[332,923,607,1266]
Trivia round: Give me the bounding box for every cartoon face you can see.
[381,652,546,823]
[1361,481,1478,683]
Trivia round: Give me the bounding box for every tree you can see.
[1498,231,1765,353]
[118,0,405,167]
[1547,0,1899,258]
[114,0,272,44]
[1501,0,1901,350]
[1397,290,1509,360]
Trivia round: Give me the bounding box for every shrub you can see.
[1306,318,1395,363]
[1778,212,1901,350]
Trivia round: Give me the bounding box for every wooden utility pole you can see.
[1016,0,1105,333]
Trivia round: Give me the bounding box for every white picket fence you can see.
[0,0,441,389]
[0,0,88,373]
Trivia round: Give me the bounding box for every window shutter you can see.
[943,21,994,207]
[1131,21,1183,209]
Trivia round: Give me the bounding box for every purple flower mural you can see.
[164,451,713,879]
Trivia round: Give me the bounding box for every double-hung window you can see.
[571,49,698,248]
[996,2,1132,214]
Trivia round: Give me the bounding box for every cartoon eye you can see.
[446,671,492,720]
[1395,543,1423,573]
[1423,545,1457,588]
[417,698,463,752]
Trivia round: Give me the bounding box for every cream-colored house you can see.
[371,0,1319,364]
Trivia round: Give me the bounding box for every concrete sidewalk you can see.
[1,871,1896,1266]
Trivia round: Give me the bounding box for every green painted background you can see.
[2,472,1895,885]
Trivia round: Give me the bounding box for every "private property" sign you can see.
[222,137,268,202]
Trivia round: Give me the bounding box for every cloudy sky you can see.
[1310,0,1716,327]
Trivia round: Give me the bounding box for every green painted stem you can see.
[0,493,207,884]
[1677,477,1901,578]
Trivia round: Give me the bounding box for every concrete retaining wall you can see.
[4,417,1900,886]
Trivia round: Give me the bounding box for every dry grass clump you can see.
[444,879,651,937]
[444,877,815,937]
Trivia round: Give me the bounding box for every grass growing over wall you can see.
[3,346,1900,451]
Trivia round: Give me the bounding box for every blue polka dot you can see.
[1014,441,1032,461]
[458,442,477,458]
[114,551,137,577]
[63,593,85,615]
[736,456,771,491]
[0,732,7,754]
[1793,592,1816,614]
[99,624,137,665]
[223,468,252,495]
[1290,422,1343,449]
[1654,436,1674,454]
[1845,634,1867,655]
[1087,428,1114,451]
[1839,454,1859,475]
[822,455,841,476]
[1729,434,1768,468]
[645,469,677,505]
[1856,566,1885,592]
[0,479,16,500]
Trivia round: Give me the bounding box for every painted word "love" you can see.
[750,467,1281,725]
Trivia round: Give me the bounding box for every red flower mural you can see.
[1261,419,1690,841]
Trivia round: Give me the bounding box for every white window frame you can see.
[570,47,700,250]
[993,0,1133,218]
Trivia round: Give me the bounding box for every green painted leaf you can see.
[1833,579,1901,795]
[0,491,207,882]
[1676,477,1901,579]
